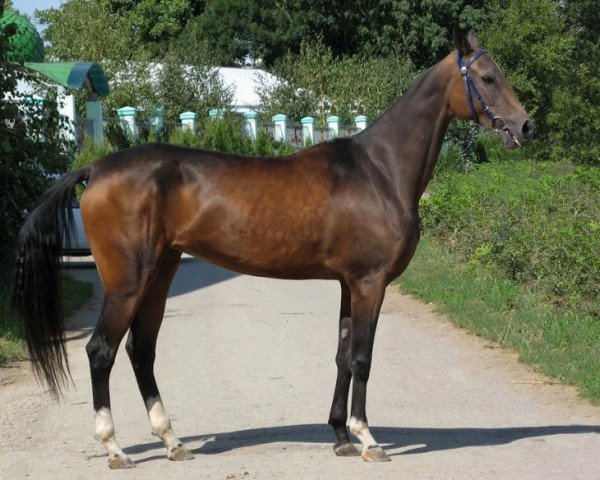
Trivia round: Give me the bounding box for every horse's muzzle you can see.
[495,117,535,148]
[521,119,535,142]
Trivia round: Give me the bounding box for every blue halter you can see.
[457,49,497,125]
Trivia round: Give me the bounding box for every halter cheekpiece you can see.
[457,49,498,125]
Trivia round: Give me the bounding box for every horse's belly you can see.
[173,216,334,279]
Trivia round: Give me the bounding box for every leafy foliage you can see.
[0,3,72,263]
[167,115,295,157]
[36,1,232,128]
[35,0,490,68]
[420,156,600,316]
[101,0,205,49]
[153,53,233,128]
[71,115,296,170]
[0,1,79,358]
[72,135,114,171]
[372,0,490,68]
[258,40,416,125]
[36,0,137,62]
[441,120,483,170]
[194,0,265,66]
[195,0,489,68]
[481,0,599,166]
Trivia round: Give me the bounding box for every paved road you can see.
[1,257,599,479]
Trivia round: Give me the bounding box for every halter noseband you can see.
[457,49,502,128]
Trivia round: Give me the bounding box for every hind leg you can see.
[125,249,193,461]
[86,246,165,469]
[87,293,141,469]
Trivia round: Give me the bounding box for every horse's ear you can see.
[453,26,480,55]
[453,25,468,55]
[466,30,481,51]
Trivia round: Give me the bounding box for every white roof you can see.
[7,64,281,111]
[216,67,279,111]
[111,63,280,112]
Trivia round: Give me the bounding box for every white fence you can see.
[114,107,368,149]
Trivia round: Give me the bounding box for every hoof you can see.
[333,441,361,457]
[108,454,136,469]
[168,444,195,461]
[362,446,391,463]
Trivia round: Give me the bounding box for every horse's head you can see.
[447,28,534,148]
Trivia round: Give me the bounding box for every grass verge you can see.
[0,273,93,364]
[397,236,600,405]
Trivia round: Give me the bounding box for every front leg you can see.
[328,281,360,456]
[348,277,391,462]
[125,249,193,462]
[145,396,193,460]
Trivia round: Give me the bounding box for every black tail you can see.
[11,167,91,397]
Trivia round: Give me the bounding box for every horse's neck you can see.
[357,60,453,211]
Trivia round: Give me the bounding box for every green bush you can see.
[72,135,115,170]
[168,115,295,157]
[436,144,468,173]
[72,115,298,174]
[253,130,296,157]
[421,160,600,316]
[442,120,483,169]
[197,115,255,154]
[480,0,600,167]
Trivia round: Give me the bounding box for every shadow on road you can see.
[167,257,239,299]
[62,257,239,341]
[63,256,239,300]
[124,423,600,462]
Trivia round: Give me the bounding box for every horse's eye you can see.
[482,75,495,84]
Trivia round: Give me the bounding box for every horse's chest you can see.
[389,228,420,277]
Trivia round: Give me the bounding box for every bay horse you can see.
[11,30,533,468]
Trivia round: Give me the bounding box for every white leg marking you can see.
[94,408,127,459]
[349,416,379,451]
[146,396,183,453]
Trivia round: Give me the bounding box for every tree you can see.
[195,0,269,66]
[36,0,147,123]
[197,0,490,68]
[171,16,218,66]
[153,50,233,128]
[100,0,206,57]
[480,0,572,138]
[36,0,138,62]
[258,39,416,125]
[0,1,71,261]
[555,0,600,164]
[38,1,492,69]
[560,0,600,67]
[382,1,490,67]
[481,0,599,165]
[35,0,231,129]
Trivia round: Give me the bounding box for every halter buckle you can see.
[460,66,468,75]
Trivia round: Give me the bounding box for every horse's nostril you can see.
[522,120,535,139]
